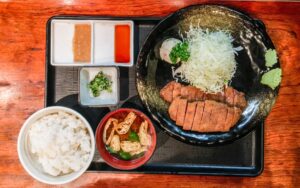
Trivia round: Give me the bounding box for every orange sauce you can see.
[115,25,130,63]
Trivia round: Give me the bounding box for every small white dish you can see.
[79,67,120,107]
[17,106,95,185]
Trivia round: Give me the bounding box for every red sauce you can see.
[131,117,143,132]
[115,25,130,63]
[119,132,130,141]
[112,111,127,122]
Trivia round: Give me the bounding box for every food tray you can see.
[45,16,263,176]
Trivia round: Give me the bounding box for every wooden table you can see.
[0,0,299,187]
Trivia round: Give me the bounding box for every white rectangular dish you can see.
[79,67,120,107]
[50,19,134,67]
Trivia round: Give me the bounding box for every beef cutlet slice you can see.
[198,100,215,132]
[168,97,180,121]
[210,102,228,132]
[191,101,205,131]
[159,81,175,103]
[176,98,188,126]
[183,101,197,130]
[224,86,235,107]
[234,90,247,110]
[172,82,182,100]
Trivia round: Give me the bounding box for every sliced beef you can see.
[181,86,205,101]
[224,107,234,131]
[191,101,205,131]
[176,99,188,126]
[204,88,225,103]
[183,102,197,130]
[180,86,189,99]
[168,97,180,121]
[198,100,214,132]
[195,89,205,101]
[224,86,235,107]
[162,82,247,133]
[224,86,247,110]
[231,107,242,127]
[223,107,242,131]
[159,81,175,103]
[187,86,199,102]
[161,83,246,110]
[210,102,228,132]
[172,82,182,100]
[234,90,247,110]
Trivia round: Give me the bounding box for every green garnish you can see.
[265,49,278,67]
[261,68,282,90]
[107,146,118,154]
[169,41,190,64]
[119,150,132,160]
[88,71,112,97]
[128,131,139,142]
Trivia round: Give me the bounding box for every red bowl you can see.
[95,108,157,170]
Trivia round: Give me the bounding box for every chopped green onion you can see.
[169,41,190,64]
[88,71,112,97]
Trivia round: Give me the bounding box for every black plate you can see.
[136,5,279,145]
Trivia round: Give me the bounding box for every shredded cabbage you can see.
[174,27,241,93]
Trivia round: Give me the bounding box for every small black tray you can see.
[45,16,263,176]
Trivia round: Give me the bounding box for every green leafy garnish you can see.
[88,71,112,97]
[119,150,132,160]
[107,146,118,154]
[128,131,139,142]
[169,41,190,64]
[261,68,282,90]
[265,49,278,67]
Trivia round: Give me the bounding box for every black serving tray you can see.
[45,16,263,176]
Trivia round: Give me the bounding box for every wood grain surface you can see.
[0,0,300,187]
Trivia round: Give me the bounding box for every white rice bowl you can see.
[17,106,95,185]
